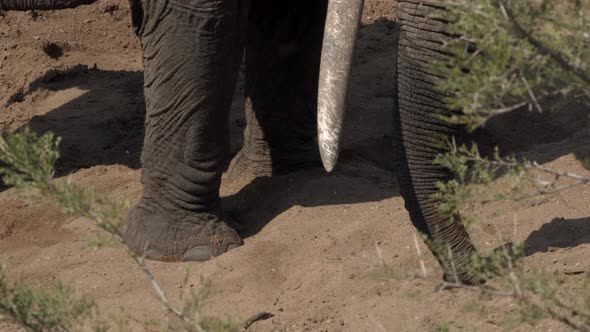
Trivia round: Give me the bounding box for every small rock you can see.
[100,2,119,14]
[41,42,63,59]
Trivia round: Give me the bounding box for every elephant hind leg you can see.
[122,0,247,261]
[226,0,328,179]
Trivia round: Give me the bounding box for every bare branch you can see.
[88,211,204,331]
[519,71,544,113]
[413,234,428,278]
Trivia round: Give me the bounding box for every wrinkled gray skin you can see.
[0,0,92,9]
[1,0,501,285]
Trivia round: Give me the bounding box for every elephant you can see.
[0,0,498,285]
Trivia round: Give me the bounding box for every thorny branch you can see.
[38,182,271,331]
[457,154,590,201]
[519,70,543,113]
[91,208,271,331]
[496,0,590,85]
[86,210,204,331]
[443,0,589,128]
[407,231,590,331]
[0,303,68,332]
[0,128,273,331]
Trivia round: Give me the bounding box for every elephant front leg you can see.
[121,0,247,261]
[226,0,328,179]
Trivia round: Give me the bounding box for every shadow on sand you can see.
[2,18,588,245]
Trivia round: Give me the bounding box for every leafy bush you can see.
[415,0,590,330]
[0,129,270,331]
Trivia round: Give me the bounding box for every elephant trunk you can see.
[317,0,365,172]
[0,0,95,11]
[395,1,482,284]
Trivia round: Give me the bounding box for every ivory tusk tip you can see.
[320,150,338,173]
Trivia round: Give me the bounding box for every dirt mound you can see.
[1,1,589,331]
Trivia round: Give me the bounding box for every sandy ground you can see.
[1,1,589,331]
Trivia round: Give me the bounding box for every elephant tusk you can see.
[317,0,365,172]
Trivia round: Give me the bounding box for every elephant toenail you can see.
[144,250,166,262]
[182,246,212,261]
[227,243,241,251]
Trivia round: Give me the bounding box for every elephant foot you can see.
[120,202,242,262]
[226,146,321,181]
[442,243,524,286]
[226,148,273,181]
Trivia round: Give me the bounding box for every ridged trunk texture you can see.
[395,0,481,284]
